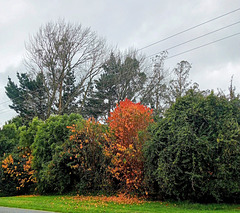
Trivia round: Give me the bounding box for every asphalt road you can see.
[0,207,57,213]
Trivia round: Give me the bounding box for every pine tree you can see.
[5,72,48,121]
[61,69,78,114]
[85,52,146,119]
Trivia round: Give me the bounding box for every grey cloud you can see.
[0,0,240,124]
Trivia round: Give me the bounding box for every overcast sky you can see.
[0,0,240,126]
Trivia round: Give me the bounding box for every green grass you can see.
[0,195,239,212]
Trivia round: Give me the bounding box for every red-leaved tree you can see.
[105,99,153,192]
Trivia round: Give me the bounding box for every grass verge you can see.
[0,195,239,212]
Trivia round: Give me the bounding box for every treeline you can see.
[1,92,240,203]
[1,20,240,203]
[5,20,196,123]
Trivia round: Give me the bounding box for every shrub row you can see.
[1,94,240,203]
[0,99,152,196]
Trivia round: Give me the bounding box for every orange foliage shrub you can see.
[66,118,109,191]
[1,147,36,190]
[105,98,153,192]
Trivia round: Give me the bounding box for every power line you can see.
[164,32,240,60]
[147,20,240,58]
[1,9,240,117]
[138,7,240,51]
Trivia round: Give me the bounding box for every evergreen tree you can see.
[5,72,48,121]
[61,69,78,114]
[85,51,146,119]
[80,82,104,120]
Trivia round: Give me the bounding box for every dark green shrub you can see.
[31,113,83,193]
[0,123,19,159]
[0,161,19,196]
[144,91,240,202]
[0,123,21,196]
[19,117,43,147]
[0,117,43,196]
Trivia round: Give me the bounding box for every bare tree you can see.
[25,20,107,117]
[141,51,170,114]
[218,75,239,100]
[114,48,147,103]
[169,60,192,102]
[228,75,238,100]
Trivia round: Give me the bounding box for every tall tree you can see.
[169,60,192,102]
[91,52,119,118]
[84,50,147,119]
[25,20,107,117]
[141,52,170,115]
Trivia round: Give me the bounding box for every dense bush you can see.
[105,99,153,193]
[36,118,109,194]
[0,118,43,195]
[144,90,240,202]
[0,123,19,159]
[0,122,20,196]
[65,118,110,193]
[1,147,36,195]
[31,113,83,193]
[19,117,43,147]
[31,116,110,194]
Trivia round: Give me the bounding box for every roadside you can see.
[0,207,56,213]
